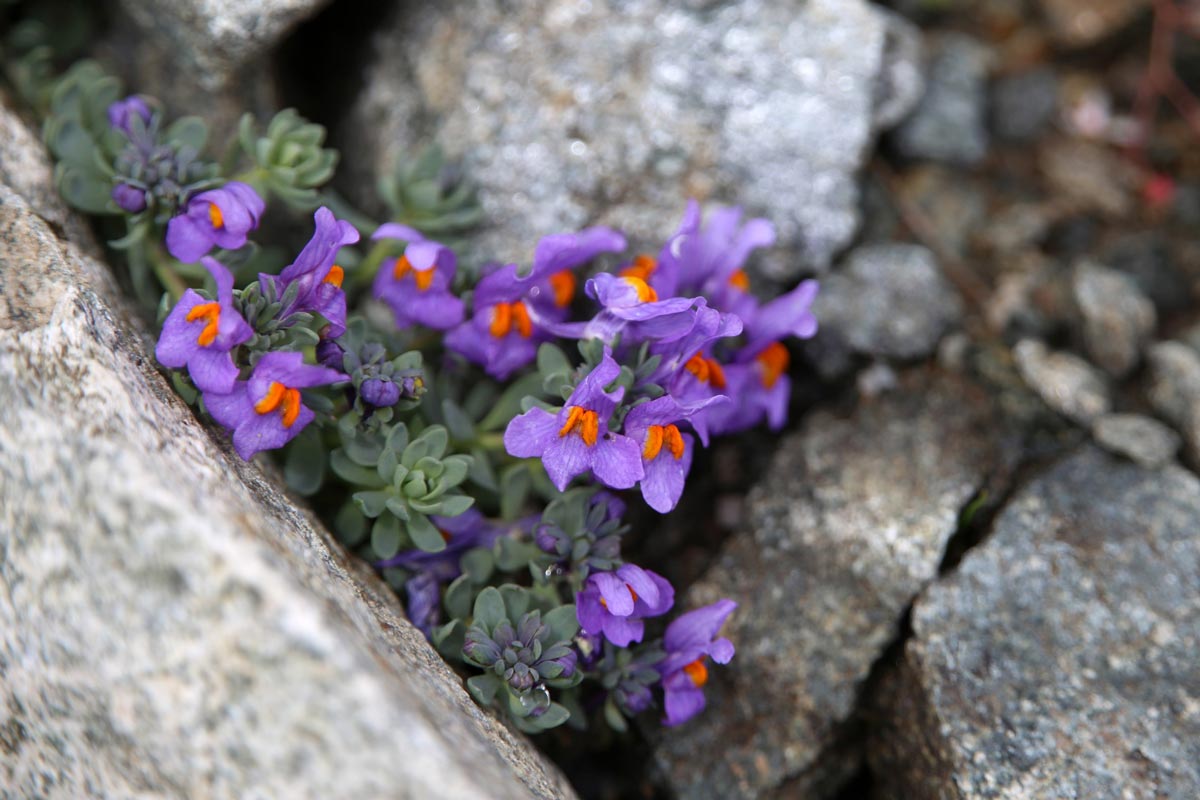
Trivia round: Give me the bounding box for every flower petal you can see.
[165,214,213,263]
[503,407,562,459]
[663,684,707,727]
[590,433,644,490]
[187,347,240,395]
[664,599,738,655]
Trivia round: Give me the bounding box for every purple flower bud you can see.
[315,339,345,372]
[360,378,401,408]
[111,183,148,214]
[107,96,152,135]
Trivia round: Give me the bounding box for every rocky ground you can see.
[2,0,1199,798]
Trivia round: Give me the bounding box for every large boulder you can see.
[869,446,1200,798]
[340,0,924,278]
[0,105,573,800]
[649,370,1025,799]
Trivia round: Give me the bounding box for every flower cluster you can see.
[44,74,819,737]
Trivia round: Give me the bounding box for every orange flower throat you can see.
[683,657,708,687]
[558,405,599,447]
[207,202,224,229]
[756,342,789,388]
[254,381,303,428]
[185,302,221,347]
[685,354,726,389]
[393,255,435,291]
[620,254,658,283]
[548,270,576,307]
[642,424,685,461]
[489,301,533,338]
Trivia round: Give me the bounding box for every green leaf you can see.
[352,489,391,518]
[283,425,325,496]
[543,605,579,643]
[460,548,494,584]
[499,584,530,621]
[604,699,628,732]
[468,447,498,492]
[334,501,368,546]
[466,674,501,706]
[533,702,570,730]
[330,449,385,487]
[165,115,208,152]
[432,619,466,660]
[433,494,474,518]
[444,574,476,620]
[441,399,475,440]
[406,511,447,553]
[371,513,402,560]
[472,586,506,631]
[478,370,548,432]
[499,463,531,520]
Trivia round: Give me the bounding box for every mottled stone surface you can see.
[810,243,963,362]
[1092,413,1180,468]
[1146,341,1200,464]
[342,0,920,277]
[1014,339,1111,425]
[893,34,990,165]
[0,120,572,799]
[991,67,1059,142]
[650,370,1023,799]
[1072,261,1156,378]
[870,446,1200,799]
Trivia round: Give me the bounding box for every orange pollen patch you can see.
[393,256,436,291]
[548,270,576,307]
[324,265,344,288]
[685,354,727,389]
[756,342,790,389]
[185,302,221,347]
[729,269,750,291]
[558,405,600,447]
[207,202,224,230]
[683,658,709,688]
[643,424,685,461]
[489,301,533,338]
[620,254,658,282]
[622,275,658,303]
[439,529,453,543]
[254,382,303,428]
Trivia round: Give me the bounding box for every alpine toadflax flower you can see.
[166,181,266,263]
[659,599,736,726]
[371,223,464,330]
[155,256,252,394]
[575,563,674,646]
[504,350,644,491]
[623,394,727,513]
[262,206,358,336]
[203,351,345,460]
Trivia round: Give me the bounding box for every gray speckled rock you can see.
[869,446,1200,799]
[650,370,1022,800]
[1072,261,1156,378]
[0,116,572,800]
[808,243,963,363]
[114,0,328,88]
[990,67,1059,143]
[342,0,921,278]
[892,34,990,165]
[1146,341,1200,463]
[1014,339,1111,425]
[1092,413,1180,468]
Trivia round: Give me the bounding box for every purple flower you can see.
[166,181,265,263]
[155,257,252,394]
[264,207,358,336]
[666,201,776,302]
[576,563,675,646]
[659,599,737,726]
[576,272,701,344]
[203,351,345,460]
[503,351,644,491]
[107,96,152,135]
[623,395,727,513]
[446,227,625,379]
[741,279,819,352]
[112,183,148,213]
[371,223,464,331]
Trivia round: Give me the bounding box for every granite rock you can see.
[650,370,1023,799]
[1014,339,1111,425]
[990,67,1059,142]
[1146,341,1200,464]
[0,113,572,800]
[892,34,990,165]
[1072,261,1156,378]
[342,0,923,277]
[870,446,1200,799]
[809,243,963,363]
[1092,413,1180,468]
